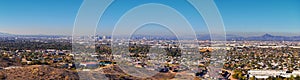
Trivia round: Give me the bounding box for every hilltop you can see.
[0,65,79,80]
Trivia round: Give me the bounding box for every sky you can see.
[0,0,300,36]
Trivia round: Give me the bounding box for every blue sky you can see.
[0,0,300,36]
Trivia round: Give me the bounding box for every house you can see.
[80,62,99,69]
[57,51,65,55]
[99,60,115,66]
[52,57,63,63]
[21,58,28,64]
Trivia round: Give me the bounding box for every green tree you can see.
[295,75,300,80]
[250,76,255,80]
[290,75,295,80]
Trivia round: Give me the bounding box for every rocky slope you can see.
[0,65,179,80]
[0,65,79,80]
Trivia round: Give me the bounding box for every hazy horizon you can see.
[2,31,300,37]
[0,0,300,36]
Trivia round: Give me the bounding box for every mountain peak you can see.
[262,33,273,37]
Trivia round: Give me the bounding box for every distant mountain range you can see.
[0,32,14,37]
[0,32,68,38]
[1,32,300,41]
[224,33,300,41]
